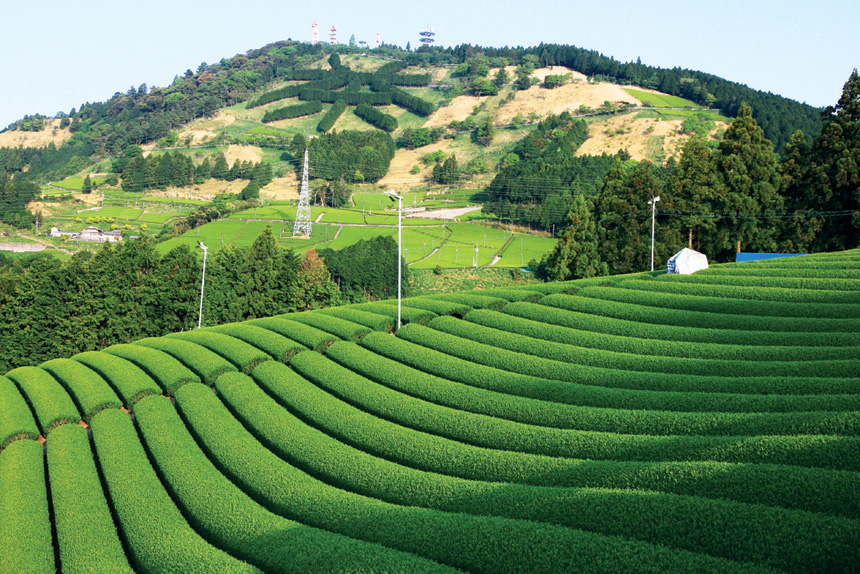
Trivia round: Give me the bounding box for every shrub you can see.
[72,352,160,408]
[102,344,201,396]
[0,440,55,574]
[261,101,323,123]
[0,376,40,451]
[47,424,134,574]
[89,408,262,574]
[4,367,81,435]
[249,317,339,353]
[39,359,123,422]
[207,323,307,363]
[134,337,237,385]
[165,331,271,374]
[317,98,347,133]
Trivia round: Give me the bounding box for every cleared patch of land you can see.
[0,119,72,148]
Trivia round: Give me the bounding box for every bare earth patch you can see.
[379,141,451,186]
[261,174,300,201]
[224,145,263,165]
[0,119,72,148]
[147,179,249,202]
[425,96,491,128]
[576,115,728,162]
[176,111,236,146]
[494,69,639,125]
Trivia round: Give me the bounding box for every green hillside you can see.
[2,250,858,572]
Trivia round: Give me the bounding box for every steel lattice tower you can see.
[293,148,312,237]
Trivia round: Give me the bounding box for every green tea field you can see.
[2,250,858,573]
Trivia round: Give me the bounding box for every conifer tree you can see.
[804,69,860,250]
[712,103,784,256]
[670,136,719,250]
[82,174,93,194]
[540,194,602,280]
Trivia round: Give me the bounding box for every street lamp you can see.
[648,195,660,272]
[384,190,403,330]
[197,241,208,329]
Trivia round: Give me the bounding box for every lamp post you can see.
[197,241,208,329]
[648,195,660,272]
[384,190,403,330]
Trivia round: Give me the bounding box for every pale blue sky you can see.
[0,0,857,129]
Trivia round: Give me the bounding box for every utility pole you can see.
[197,242,208,329]
[648,195,660,272]
[384,190,403,330]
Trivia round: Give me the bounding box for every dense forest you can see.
[535,69,860,278]
[319,235,407,302]
[293,130,396,183]
[0,227,339,372]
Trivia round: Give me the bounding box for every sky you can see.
[1,0,857,129]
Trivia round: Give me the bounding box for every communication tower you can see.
[419,25,435,46]
[329,25,337,45]
[375,32,381,48]
[293,149,313,237]
[311,22,318,46]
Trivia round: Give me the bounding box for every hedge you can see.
[379,297,472,318]
[0,440,55,574]
[600,282,860,319]
[46,424,134,574]
[613,276,860,304]
[425,293,509,311]
[261,100,323,123]
[134,336,237,385]
[136,391,457,573]
[300,89,392,106]
[38,359,123,422]
[5,367,81,435]
[376,61,409,75]
[508,301,860,348]
[459,287,544,303]
[390,86,434,116]
[279,312,372,343]
[175,381,766,574]
[227,364,856,573]
[260,358,860,519]
[431,314,859,379]
[89,408,262,574]
[396,323,860,397]
[291,350,860,471]
[207,323,307,363]
[655,273,860,293]
[468,307,859,362]
[360,332,860,414]
[102,344,201,396]
[542,292,860,333]
[0,376,40,450]
[354,103,398,132]
[699,267,860,279]
[283,69,328,81]
[347,302,437,325]
[72,351,161,408]
[317,307,395,332]
[249,317,339,353]
[328,341,860,437]
[317,98,346,133]
[246,84,304,108]
[165,331,271,374]
[510,272,654,295]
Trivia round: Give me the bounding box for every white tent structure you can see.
[667,248,709,274]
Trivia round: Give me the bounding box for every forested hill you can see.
[2,39,822,182]
[434,43,822,151]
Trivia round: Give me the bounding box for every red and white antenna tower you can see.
[375,31,381,49]
[311,22,318,46]
[329,25,337,45]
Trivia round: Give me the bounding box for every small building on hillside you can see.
[667,248,708,274]
[79,226,122,243]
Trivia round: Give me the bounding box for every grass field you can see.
[51,176,107,191]
[623,88,699,108]
[4,249,857,573]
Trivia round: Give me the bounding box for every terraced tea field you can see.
[2,250,858,573]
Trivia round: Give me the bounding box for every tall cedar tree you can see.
[802,69,860,251]
[670,136,719,250]
[595,160,679,274]
[539,194,603,280]
[779,130,822,252]
[712,103,784,256]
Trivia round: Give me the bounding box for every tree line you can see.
[0,227,339,373]
[536,70,860,279]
